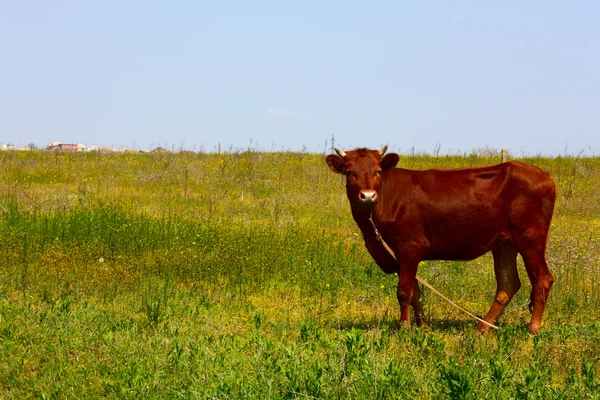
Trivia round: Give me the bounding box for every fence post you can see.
[218,143,221,155]
[501,148,507,163]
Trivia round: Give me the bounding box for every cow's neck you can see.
[351,204,382,242]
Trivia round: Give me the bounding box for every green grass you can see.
[1,149,599,398]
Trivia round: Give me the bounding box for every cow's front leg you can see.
[396,258,420,330]
[411,279,428,328]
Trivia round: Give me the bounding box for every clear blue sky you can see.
[1,1,599,155]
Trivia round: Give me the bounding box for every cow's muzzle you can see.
[359,190,378,204]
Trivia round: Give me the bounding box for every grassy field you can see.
[1,149,599,399]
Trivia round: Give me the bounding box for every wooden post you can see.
[501,148,507,163]
[218,143,221,155]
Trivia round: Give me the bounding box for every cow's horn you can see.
[335,148,346,158]
[380,145,388,155]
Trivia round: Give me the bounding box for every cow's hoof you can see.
[527,323,540,335]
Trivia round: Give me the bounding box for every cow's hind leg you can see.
[519,248,554,335]
[411,279,428,328]
[477,242,521,333]
[511,225,554,335]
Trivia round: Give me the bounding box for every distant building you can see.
[60,144,78,151]
[89,145,114,152]
[46,143,79,151]
[17,141,146,153]
[151,146,168,153]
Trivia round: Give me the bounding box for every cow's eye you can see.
[346,171,354,177]
[375,170,382,176]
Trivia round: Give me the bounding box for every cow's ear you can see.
[326,154,346,174]
[381,153,399,171]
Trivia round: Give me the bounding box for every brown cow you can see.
[326,146,556,334]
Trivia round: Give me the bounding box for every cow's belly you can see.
[424,231,509,261]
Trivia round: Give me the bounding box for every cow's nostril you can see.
[359,190,377,203]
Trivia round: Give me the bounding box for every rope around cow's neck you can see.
[366,210,498,331]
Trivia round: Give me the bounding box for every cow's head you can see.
[326,146,399,206]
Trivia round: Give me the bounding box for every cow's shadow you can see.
[332,317,487,334]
